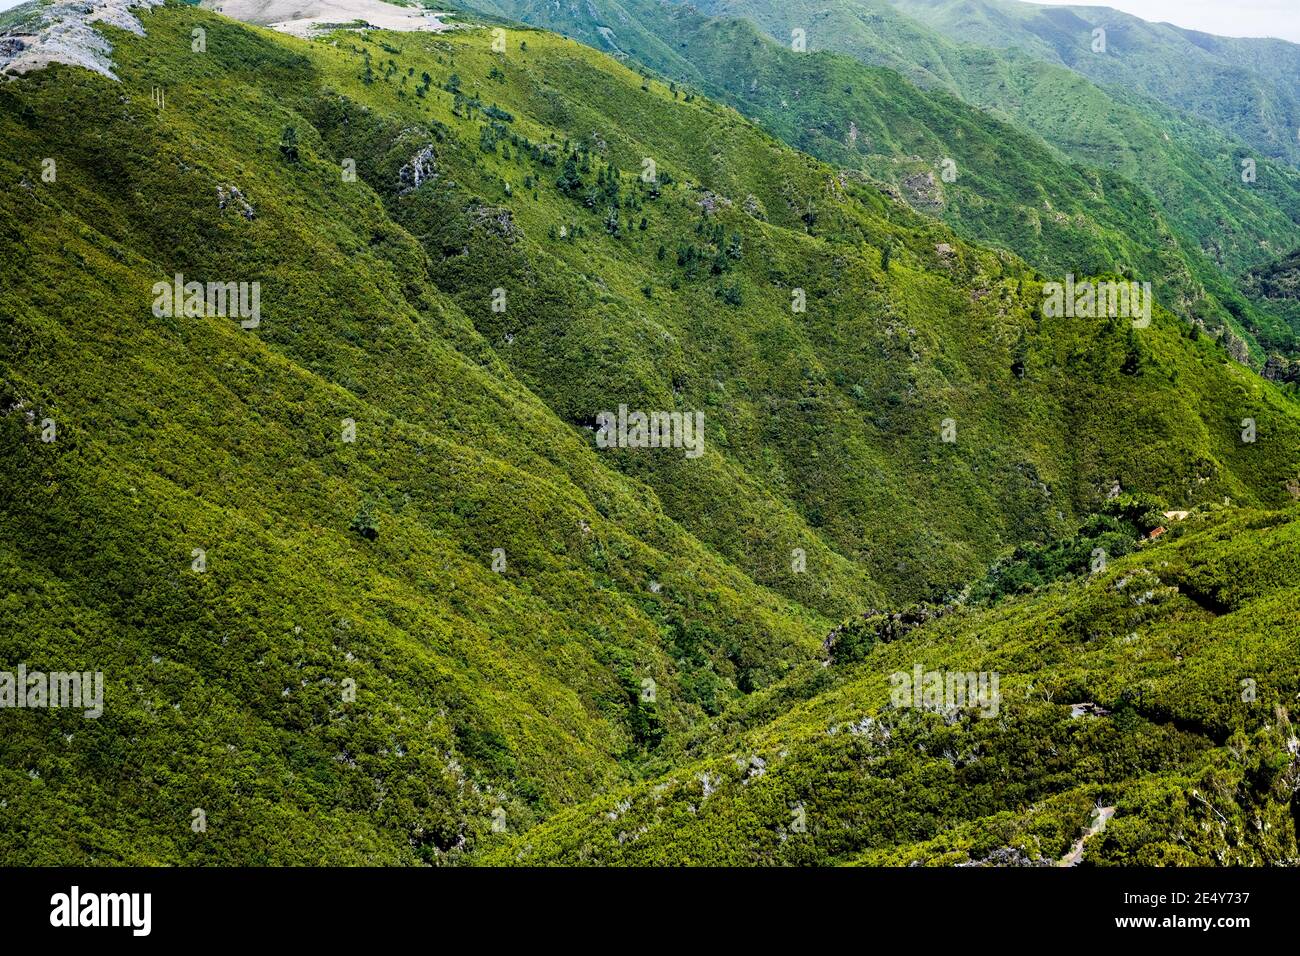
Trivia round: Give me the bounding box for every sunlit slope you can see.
[486,506,1300,866]
[468,0,1215,336]
[0,5,836,863]
[890,0,1300,169]
[294,16,1300,599]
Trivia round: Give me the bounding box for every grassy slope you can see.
[1,3,1299,863]
[486,505,1300,865]
[311,18,1300,597]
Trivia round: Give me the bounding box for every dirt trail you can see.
[1059,806,1115,866]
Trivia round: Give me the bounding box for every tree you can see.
[801,199,818,230]
[1101,492,1167,534]
[350,503,379,540]
[1121,327,1146,375]
[556,153,583,196]
[279,126,300,162]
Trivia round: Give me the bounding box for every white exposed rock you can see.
[1,0,165,81]
[217,184,256,220]
[398,144,438,195]
[698,771,716,798]
[1069,702,1111,719]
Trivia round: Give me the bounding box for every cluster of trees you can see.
[969,493,1167,604]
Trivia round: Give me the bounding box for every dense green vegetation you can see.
[965,492,1165,605]
[535,0,1300,361]
[0,2,1297,864]
[889,0,1300,169]
[483,505,1300,865]
[466,0,1212,337]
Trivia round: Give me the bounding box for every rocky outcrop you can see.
[956,845,1051,867]
[1222,330,1251,365]
[742,193,767,221]
[1263,354,1297,383]
[695,189,731,215]
[217,184,256,220]
[467,202,517,241]
[397,144,437,195]
[0,0,164,80]
[901,170,945,212]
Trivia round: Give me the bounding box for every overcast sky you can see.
[1,0,1299,43]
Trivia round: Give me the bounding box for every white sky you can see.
[0,0,1297,42]
[1028,0,1300,43]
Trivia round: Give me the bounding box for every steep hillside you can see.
[294,14,1300,596]
[890,0,1300,169]
[658,0,1300,359]
[486,505,1300,865]
[466,0,1217,337]
[0,0,835,863]
[1245,251,1300,378]
[1,1,1299,863]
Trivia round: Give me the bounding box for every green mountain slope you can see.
[889,0,1300,169]
[654,0,1300,358]
[465,0,1212,333]
[487,505,1300,865]
[0,2,836,863]
[1,1,1299,863]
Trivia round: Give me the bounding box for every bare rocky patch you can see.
[0,0,163,80]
